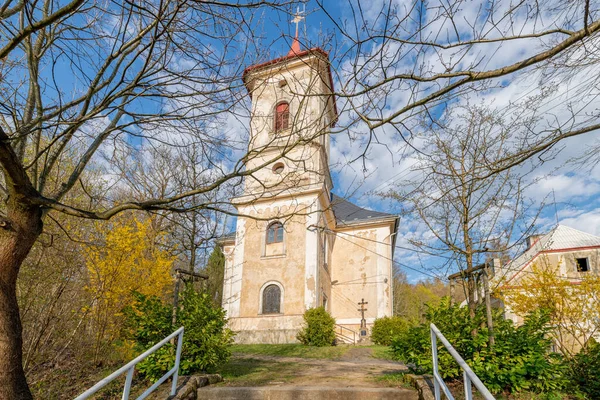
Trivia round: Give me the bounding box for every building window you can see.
[262,284,281,314]
[576,257,590,272]
[266,221,284,244]
[274,102,289,132]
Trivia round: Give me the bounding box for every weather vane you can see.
[291,4,306,39]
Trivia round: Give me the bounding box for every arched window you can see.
[266,221,284,244]
[262,284,281,314]
[274,102,289,132]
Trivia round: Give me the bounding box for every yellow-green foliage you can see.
[85,216,174,356]
[503,262,600,355]
[393,273,451,324]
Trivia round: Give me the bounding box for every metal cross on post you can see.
[357,298,368,337]
[291,4,306,38]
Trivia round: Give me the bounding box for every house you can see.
[217,34,398,344]
[497,224,600,352]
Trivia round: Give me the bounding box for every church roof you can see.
[242,47,329,81]
[216,231,236,245]
[330,194,397,225]
[503,224,600,284]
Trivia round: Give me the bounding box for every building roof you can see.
[216,231,236,245]
[503,224,600,284]
[217,195,398,245]
[242,47,330,82]
[330,194,397,225]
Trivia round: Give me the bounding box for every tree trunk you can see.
[0,202,42,400]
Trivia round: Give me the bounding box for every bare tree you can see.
[0,0,309,397]
[386,105,539,318]
[108,143,229,271]
[318,0,600,170]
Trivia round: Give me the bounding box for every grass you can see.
[230,343,351,359]
[372,371,413,389]
[368,345,396,361]
[216,357,304,386]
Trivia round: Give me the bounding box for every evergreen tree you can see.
[205,246,225,306]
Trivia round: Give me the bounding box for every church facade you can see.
[218,38,398,344]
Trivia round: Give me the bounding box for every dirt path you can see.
[224,347,409,388]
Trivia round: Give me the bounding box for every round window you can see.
[272,163,285,174]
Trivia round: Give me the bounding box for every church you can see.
[218,28,399,344]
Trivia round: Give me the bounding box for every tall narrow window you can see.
[262,284,281,314]
[266,221,284,244]
[274,102,289,132]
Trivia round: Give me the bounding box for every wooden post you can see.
[482,265,494,347]
[450,279,455,305]
[172,271,182,328]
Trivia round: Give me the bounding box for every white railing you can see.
[430,323,495,400]
[74,327,184,400]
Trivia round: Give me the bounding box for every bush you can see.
[296,307,336,347]
[390,298,569,394]
[569,339,600,399]
[371,316,410,346]
[122,285,234,381]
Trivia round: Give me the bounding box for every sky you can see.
[232,0,600,282]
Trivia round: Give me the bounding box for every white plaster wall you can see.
[304,201,319,310]
[330,223,395,326]
[225,218,246,318]
[221,244,235,313]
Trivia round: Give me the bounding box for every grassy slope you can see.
[368,345,396,361]
[230,343,351,359]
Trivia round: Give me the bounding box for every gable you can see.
[501,225,600,285]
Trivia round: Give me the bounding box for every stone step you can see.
[197,386,419,400]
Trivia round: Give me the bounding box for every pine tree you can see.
[205,246,225,306]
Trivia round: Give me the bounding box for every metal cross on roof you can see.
[291,5,306,38]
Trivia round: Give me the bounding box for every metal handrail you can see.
[430,323,495,400]
[74,327,184,400]
[335,324,357,344]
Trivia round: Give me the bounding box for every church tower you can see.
[219,28,338,342]
[219,18,397,344]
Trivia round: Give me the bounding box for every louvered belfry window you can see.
[274,102,289,132]
[262,284,281,314]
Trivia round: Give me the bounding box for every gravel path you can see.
[230,347,409,388]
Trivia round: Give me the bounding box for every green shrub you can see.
[371,316,410,345]
[568,339,600,399]
[122,285,234,381]
[390,298,569,394]
[296,307,336,347]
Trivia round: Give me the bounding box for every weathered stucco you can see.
[330,223,394,333]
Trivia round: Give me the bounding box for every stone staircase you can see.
[196,386,419,400]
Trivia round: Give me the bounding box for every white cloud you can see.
[561,209,600,235]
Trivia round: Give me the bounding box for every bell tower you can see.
[221,13,341,343]
[238,28,337,201]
